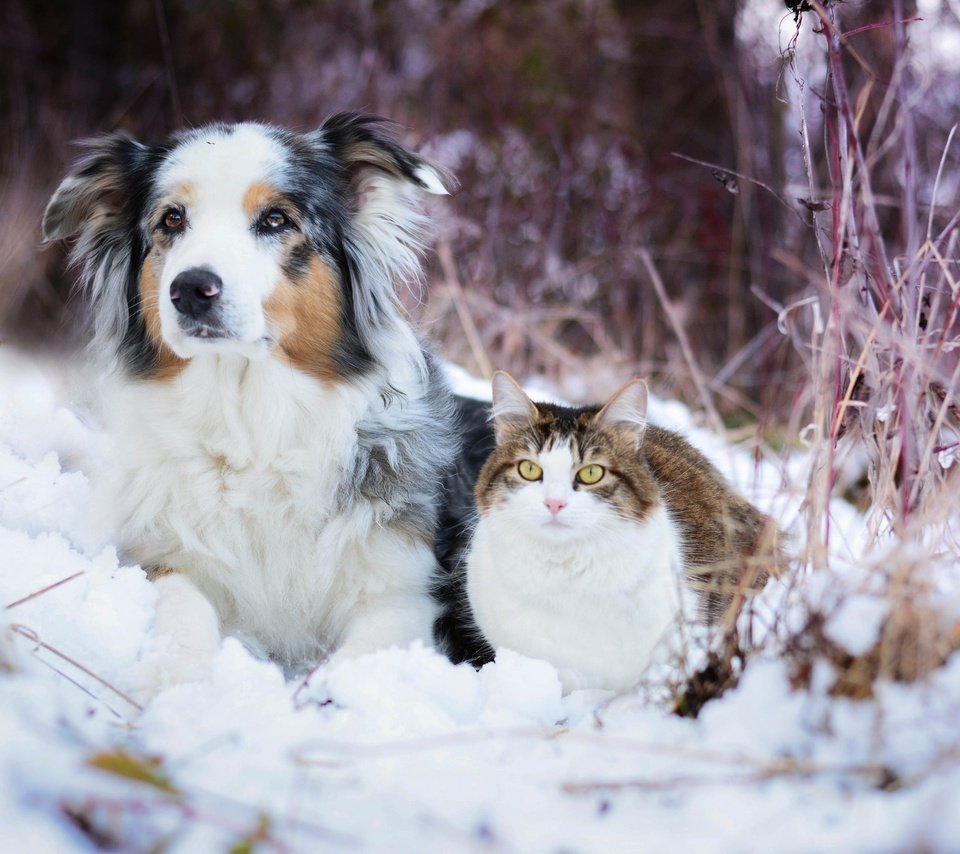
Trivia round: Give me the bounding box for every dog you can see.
[43,114,461,690]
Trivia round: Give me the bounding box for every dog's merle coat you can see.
[44,114,486,683]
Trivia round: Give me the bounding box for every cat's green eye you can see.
[576,464,605,485]
[518,459,543,481]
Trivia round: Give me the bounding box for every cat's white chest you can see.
[466,504,684,692]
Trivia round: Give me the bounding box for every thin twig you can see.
[926,124,958,241]
[32,656,128,720]
[4,571,86,610]
[10,625,143,712]
[639,249,725,435]
[154,0,183,126]
[806,0,877,78]
[842,17,923,40]
[830,301,890,438]
[671,152,803,220]
[563,756,893,794]
[436,241,493,378]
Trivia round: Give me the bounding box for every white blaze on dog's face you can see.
[144,127,316,362]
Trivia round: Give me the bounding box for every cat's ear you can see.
[595,378,649,445]
[491,371,539,442]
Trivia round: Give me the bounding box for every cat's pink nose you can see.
[545,498,567,518]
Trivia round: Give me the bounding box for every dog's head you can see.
[43,114,453,379]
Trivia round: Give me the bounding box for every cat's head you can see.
[475,372,662,542]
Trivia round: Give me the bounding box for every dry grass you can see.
[768,1,960,691]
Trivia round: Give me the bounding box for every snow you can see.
[821,594,888,657]
[2,349,960,851]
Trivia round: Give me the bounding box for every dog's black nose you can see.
[170,268,222,319]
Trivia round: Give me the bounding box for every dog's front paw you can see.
[126,572,222,706]
[125,638,219,706]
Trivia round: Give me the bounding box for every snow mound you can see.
[2,353,959,852]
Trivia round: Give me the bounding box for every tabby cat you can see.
[461,372,780,693]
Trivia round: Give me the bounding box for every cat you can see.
[449,371,780,693]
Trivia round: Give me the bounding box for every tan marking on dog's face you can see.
[172,182,196,206]
[264,250,343,383]
[140,252,187,380]
[153,182,195,221]
[149,182,195,254]
[243,182,279,220]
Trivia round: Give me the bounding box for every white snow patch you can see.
[824,594,888,657]
[1,353,959,851]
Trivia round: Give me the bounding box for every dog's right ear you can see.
[43,134,150,242]
[318,112,457,197]
[42,134,159,358]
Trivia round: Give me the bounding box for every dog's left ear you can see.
[318,112,456,196]
[313,113,456,342]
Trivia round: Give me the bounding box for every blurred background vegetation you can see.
[2,0,956,425]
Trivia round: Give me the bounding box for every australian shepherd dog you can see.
[43,114,463,693]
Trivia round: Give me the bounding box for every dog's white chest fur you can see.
[467,504,683,692]
[101,354,436,666]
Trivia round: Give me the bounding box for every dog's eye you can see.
[259,209,289,231]
[160,208,185,231]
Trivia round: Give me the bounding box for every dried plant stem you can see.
[563,757,892,793]
[789,0,960,565]
[154,0,182,126]
[910,357,960,510]
[10,624,143,712]
[670,152,800,218]
[4,571,85,610]
[830,303,889,438]
[639,249,725,435]
[927,124,958,241]
[436,241,493,379]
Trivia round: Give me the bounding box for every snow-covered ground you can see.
[2,350,959,852]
